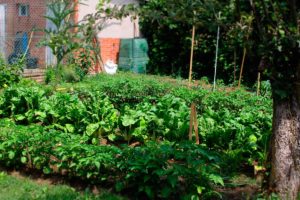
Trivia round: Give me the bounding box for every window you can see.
[18,4,29,16]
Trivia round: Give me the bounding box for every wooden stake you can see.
[189,103,200,144]
[233,48,237,84]
[193,106,199,145]
[21,30,34,62]
[188,25,196,87]
[237,14,253,88]
[189,104,194,141]
[257,72,261,96]
[238,47,247,88]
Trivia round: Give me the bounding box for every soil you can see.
[218,185,261,200]
[1,165,262,199]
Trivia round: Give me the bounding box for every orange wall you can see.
[99,38,120,64]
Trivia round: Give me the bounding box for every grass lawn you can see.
[0,171,125,200]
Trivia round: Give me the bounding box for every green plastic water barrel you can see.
[118,38,149,74]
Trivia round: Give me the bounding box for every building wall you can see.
[0,0,139,70]
[0,0,47,67]
[78,0,139,39]
[99,38,120,64]
[78,0,140,64]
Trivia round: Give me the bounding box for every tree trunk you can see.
[270,96,300,199]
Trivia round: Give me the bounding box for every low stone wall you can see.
[23,68,45,83]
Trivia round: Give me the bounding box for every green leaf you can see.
[85,123,99,136]
[8,151,15,159]
[87,172,93,179]
[249,134,257,143]
[21,157,27,163]
[43,167,51,174]
[95,161,100,170]
[167,175,178,188]
[65,124,75,133]
[122,115,137,126]
[108,134,116,141]
[15,115,26,121]
[209,174,224,186]
[92,138,98,145]
[196,185,205,194]
[35,111,47,119]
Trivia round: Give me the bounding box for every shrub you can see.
[0,55,23,88]
[45,65,84,84]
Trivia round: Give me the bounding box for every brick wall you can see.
[88,38,120,73]
[0,0,47,67]
[0,0,123,72]
[99,38,120,64]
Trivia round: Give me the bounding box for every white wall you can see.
[0,4,6,58]
[78,0,140,38]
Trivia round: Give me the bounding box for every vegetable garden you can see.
[3,0,299,198]
[0,73,272,199]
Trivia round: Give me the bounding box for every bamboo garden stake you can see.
[188,25,196,87]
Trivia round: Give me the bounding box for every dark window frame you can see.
[18,4,29,17]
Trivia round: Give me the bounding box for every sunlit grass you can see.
[0,172,125,200]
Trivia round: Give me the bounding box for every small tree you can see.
[40,0,80,68]
[253,2,300,198]
[230,0,300,198]
[41,0,136,72]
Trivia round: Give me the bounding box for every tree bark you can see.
[270,96,300,199]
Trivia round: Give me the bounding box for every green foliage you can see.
[45,65,87,84]
[0,73,272,167]
[40,0,80,67]
[0,119,222,199]
[0,73,273,198]
[138,0,254,83]
[198,90,272,171]
[247,1,300,97]
[45,67,57,84]
[116,142,223,199]
[0,55,23,88]
[260,80,272,98]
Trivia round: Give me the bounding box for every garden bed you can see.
[0,73,272,199]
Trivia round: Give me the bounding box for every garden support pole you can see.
[213,12,221,91]
[234,48,237,84]
[257,72,261,96]
[188,25,196,87]
[21,30,34,63]
[238,47,247,88]
[189,103,200,144]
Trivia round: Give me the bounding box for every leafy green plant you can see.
[40,0,80,68]
[260,80,272,98]
[0,55,23,88]
[116,142,223,199]
[45,67,57,84]
[0,119,223,199]
[0,73,272,177]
